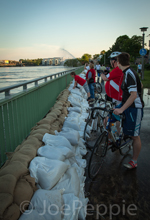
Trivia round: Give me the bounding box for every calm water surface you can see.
[0,66,74,99]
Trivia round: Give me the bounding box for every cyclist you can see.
[101,51,124,106]
[113,52,144,169]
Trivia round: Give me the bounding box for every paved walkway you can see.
[85,86,150,220]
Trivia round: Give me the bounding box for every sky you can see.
[0,0,150,61]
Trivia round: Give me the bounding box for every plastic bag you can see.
[42,133,74,152]
[52,167,80,197]
[67,107,81,113]
[37,145,74,161]
[29,157,69,189]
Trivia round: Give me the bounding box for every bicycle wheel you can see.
[94,82,102,94]
[119,135,133,156]
[83,113,104,142]
[88,131,108,179]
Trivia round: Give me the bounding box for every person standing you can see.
[137,62,142,77]
[86,61,96,101]
[114,52,144,169]
[100,64,106,85]
[101,52,123,106]
[95,61,101,83]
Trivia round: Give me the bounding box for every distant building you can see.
[42,57,64,66]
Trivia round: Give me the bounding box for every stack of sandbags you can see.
[0,88,72,220]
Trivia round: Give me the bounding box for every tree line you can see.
[64,34,150,67]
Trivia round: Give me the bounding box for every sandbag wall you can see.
[19,72,90,220]
[0,88,72,220]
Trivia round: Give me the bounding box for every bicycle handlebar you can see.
[91,107,125,120]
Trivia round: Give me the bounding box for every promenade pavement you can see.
[85,85,150,220]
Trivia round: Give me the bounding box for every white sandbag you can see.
[76,146,87,156]
[71,93,83,101]
[71,89,82,97]
[29,157,69,189]
[78,187,89,220]
[71,162,85,184]
[37,145,74,161]
[19,210,45,220]
[67,107,81,113]
[52,167,80,197]
[62,193,80,220]
[55,128,80,146]
[28,189,64,220]
[68,96,81,107]
[42,133,75,152]
[65,116,79,124]
[63,120,80,131]
[68,111,81,119]
[75,156,87,168]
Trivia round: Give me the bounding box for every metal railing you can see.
[0,66,84,166]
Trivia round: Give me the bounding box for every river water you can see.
[0,66,149,107]
[0,66,74,99]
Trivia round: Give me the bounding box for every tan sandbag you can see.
[0,161,28,179]
[19,146,37,158]
[10,152,32,167]
[55,101,64,106]
[0,174,17,195]
[30,128,49,136]
[24,175,37,192]
[62,107,68,116]
[14,145,22,153]
[66,101,71,107]
[52,109,61,116]
[45,115,56,124]
[29,133,44,142]
[49,130,55,135]
[14,179,34,208]
[52,104,63,111]
[21,136,42,149]
[0,193,13,216]
[0,160,10,171]
[2,203,20,220]
[31,124,51,131]
[50,124,60,132]
[57,117,65,125]
[37,118,51,125]
[48,111,58,118]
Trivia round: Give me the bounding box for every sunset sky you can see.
[0,0,150,60]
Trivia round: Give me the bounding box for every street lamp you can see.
[139,27,148,80]
[147,34,150,64]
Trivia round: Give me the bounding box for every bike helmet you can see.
[109,51,121,60]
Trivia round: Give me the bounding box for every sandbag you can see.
[63,120,80,131]
[0,161,28,179]
[52,167,80,197]
[29,157,69,190]
[0,174,17,195]
[42,133,75,152]
[37,145,74,161]
[62,193,80,220]
[1,203,20,220]
[67,106,81,113]
[56,127,80,146]
[0,193,13,216]
[19,210,45,220]
[14,179,34,208]
[27,189,63,220]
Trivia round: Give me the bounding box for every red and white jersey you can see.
[105,66,123,101]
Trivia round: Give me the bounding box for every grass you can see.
[141,70,150,89]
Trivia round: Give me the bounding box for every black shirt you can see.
[121,67,143,108]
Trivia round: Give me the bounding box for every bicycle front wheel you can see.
[83,113,104,142]
[94,82,102,94]
[88,131,108,179]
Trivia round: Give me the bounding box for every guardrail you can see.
[0,66,84,166]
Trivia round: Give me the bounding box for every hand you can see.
[113,108,123,115]
[73,86,75,89]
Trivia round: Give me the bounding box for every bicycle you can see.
[88,107,132,179]
[84,97,116,142]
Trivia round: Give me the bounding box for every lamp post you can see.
[147,34,150,64]
[140,27,148,80]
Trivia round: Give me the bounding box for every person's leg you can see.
[90,83,95,99]
[131,136,141,161]
[83,81,91,98]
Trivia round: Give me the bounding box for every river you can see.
[0,66,75,99]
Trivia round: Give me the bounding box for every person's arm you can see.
[113,91,137,115]
[101,73,109,81]
[73,81,77,89]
